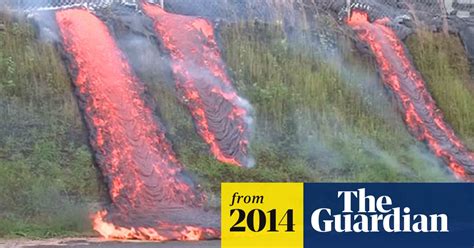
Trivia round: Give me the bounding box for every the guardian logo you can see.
[311,188,449,233]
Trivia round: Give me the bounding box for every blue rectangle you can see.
[304,183,474,248]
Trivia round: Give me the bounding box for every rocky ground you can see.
[460,20,474,65]
[0,238,220,248]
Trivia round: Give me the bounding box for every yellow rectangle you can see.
[222,183,303,248]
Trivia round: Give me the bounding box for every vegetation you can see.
[140,21,456,196]
[406,30,474,150]
[0,13,99,238]
[0,10,472,238]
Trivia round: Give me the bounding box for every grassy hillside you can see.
[0,11,472,238]
[0,13,99,238]
[406,31,474,150]
[138,21,452,197]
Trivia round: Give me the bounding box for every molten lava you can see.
[142,2,253,167]
[56,8,219,240]
[347,10,474,180]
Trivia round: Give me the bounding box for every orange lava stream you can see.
[56,8,218,241]
[348,10,474,180]
[92,210,219,241]
[142,2,252,167]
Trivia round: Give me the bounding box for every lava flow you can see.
[142,2,253,167]
[347,10,474,180]
[56,8,219,240]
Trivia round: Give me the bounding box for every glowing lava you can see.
[142,2,253,167]
[347,10,474,180]
[56,8,219,240]
[92,210,219,241]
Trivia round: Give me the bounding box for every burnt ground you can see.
[460,20,474,72]
[0,239,220,248]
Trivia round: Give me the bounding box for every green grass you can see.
[214,22,451,183]
[0,12,100,238]
[139,21,453,192]
[1,10,472,239]
[406,31,474,150]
